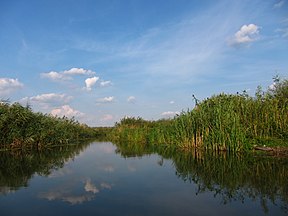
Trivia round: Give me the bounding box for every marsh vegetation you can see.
[0,101,100,150]
[110,77,288,152]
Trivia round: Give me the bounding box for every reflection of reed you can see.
[115,141,288,214]
[0,140,92,192]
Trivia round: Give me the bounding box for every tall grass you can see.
[0,102,98,149]
[110,77,288,152]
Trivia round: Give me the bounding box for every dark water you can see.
[0,141,287,216]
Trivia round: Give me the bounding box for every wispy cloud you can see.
[229,24,260,46]
[100,114,114,121]
[100,80,112,87]
[276,28,288,38]
[127,96,136,103]
[0,78,23,96]
[73,3,237,81]
[274,0,285,8]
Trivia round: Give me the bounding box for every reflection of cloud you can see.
[0,186,16,195]
[48,167,73,178]
[62,195,94,205]
[39,178,114,205]
[127,164,136,172]
[100,182,112,190]
[103,165,115,172]
[98,145,116,154]
[84,179,99,194]
[39,191,94,205]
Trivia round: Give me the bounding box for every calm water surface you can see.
[0,141,287,215]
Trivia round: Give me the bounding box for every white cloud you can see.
[0,78,23,96]
[85,76,99,91]
[51,105,84,118]
[127,96,136,103]
[41,68,96,81]
[28,93,72,105]
[63,67,95,76]
[96,96,114,103]
[100,80,112,87]
[229,24,260,46]
[169,101,175,104]
[101,114,114,121]
[274,0,285,8]
[41,71,70,81]
[161,111,180,117]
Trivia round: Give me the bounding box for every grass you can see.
[110,76,288,152]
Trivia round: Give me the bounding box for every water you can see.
[0,141,287,215]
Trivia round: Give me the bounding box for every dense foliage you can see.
[0,102,98,149]
[110,77,288,152]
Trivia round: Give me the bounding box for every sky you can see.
[0,0,287,126]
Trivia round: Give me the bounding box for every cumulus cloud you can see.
[169,101,175,104]
[274,0,285,8]
[63,68,95,76]
[127,96,136,103]
[51,105,84,118]
[161,111,180,118]
[84,76,99,91]
[41,68,96,81]
[41,71,69,81]
[96,96,114,103]
[0,78,23,96]
[229,24,260,46]
[25,93,72,105]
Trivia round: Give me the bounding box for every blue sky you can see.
[0,0,287,126]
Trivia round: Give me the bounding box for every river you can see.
[0,141,287,215]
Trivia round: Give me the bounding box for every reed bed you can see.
[0,102,98,150]
[110,77,288,152]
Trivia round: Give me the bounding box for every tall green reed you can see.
[110,77,288,152]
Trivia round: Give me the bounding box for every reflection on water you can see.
[0,141,287,215]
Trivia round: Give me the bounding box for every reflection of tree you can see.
[0,140,92,193]
[115,142,288,214]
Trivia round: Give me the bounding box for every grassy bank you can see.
[110,77,288,152]
[0,101,100,150]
